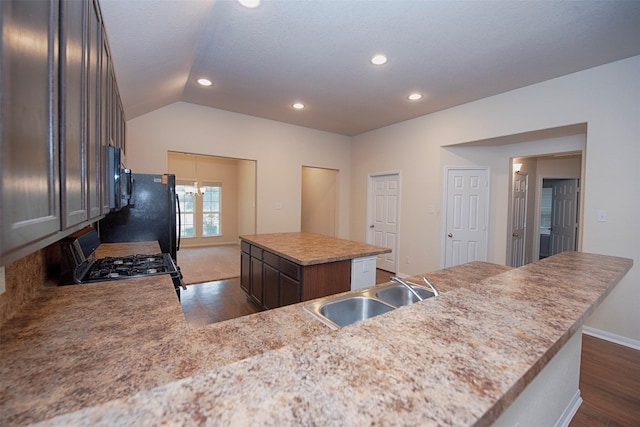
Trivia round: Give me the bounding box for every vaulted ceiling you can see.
[99,0,640,136]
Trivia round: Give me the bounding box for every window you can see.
[176,183,195,238]
[176,181,222,239]
[540,187,553,235]
[202,184,221,236]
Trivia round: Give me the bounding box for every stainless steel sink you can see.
[304,280,437,329]
[375,285,435,307]
[318,296,395,328]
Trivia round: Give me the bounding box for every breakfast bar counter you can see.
[0,252,632,426]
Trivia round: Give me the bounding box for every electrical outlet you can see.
[597,210,608,222]
[405,256,410,264]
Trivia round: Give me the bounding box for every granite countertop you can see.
[0,252,632,426]
[239,232,391,265]
[93,241,162,258]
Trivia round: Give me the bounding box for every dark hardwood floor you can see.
[570,335,640,427]
[180,277,259,326]
[180,273,640,425]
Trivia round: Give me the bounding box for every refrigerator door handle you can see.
[176,194,181,251]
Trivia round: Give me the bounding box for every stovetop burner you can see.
[84,253,176,281]
[58,231,186,300]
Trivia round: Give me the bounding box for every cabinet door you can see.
[86,0,102,219]
[240,251,250,294]
[59,0,88,228]
[107,62,117,146]
[250,257,263,305]
[263,263,280,309]
[99,29,110,213]
[1,0,60,257]
[280,274,301,307]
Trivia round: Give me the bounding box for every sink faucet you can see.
[390,277,426,301]
[422,276,440,297]
[390,276,440,299]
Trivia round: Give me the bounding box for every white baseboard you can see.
[582,326,640,351]
[554,390,583,427]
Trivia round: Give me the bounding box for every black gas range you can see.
[59,230,185,300]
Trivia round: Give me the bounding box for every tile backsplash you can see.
[0,266,5,295]
[0,250,47,326]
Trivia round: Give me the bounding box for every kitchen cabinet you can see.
[241,241,267,307]
[0,0,61,257]
[240,248,250,294]
[1,0,127,265]
[240,239,350,310]
[279,271,301,307]
[262,264,280,309]
[249,246,263,305]
[99,27,111,213]
[87,0,103,220]
[60,0,89,229]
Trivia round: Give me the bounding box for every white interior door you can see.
[368,173,399,273]
[510,172,528,267]
[550,179,579,255]
[444,168,489,268]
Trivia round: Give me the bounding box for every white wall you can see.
[352,56,640,341]
[237,159,256,236]
[301,167,338,236]
[126,102,352,238]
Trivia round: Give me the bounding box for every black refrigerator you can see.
[99,173,180,261]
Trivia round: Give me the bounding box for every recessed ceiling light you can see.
[371,54,388,65]
[238,0,261,8]
[197,78,212,87]
[292,102,305,110]
[408,93,423,101]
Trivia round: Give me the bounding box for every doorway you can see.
[507,152,582,264]
[540,178,580,258]
[301,166,338,236]
[168,152,256,247]
[367,173,400,273]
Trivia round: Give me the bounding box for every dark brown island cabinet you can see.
[240,233,391,310]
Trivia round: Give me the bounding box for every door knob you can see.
[447,233,453,238]
[369,224,374,228]
[512,233,519,237]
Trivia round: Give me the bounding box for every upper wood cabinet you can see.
[1,0,126,265]
[100,27,111,214]
[0,0,61,257]
[87,0,103,220]
[60,0,88,229]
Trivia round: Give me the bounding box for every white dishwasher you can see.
[350,256,378,290]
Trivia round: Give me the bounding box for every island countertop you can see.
[239,232,391,265]
[0,252,632,426]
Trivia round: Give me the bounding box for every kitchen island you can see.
[239,232,391,309]
[0,252,632,426]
